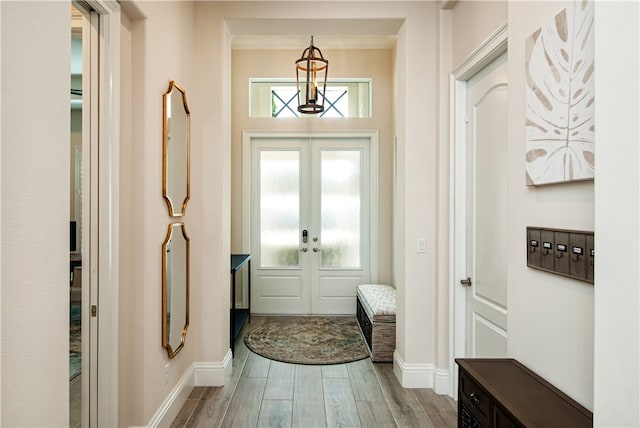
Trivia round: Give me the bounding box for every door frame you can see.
[79,1,121,426]
[242,131,379,309]
[449,23,507,395]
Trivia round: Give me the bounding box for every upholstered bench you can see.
[356,284,396,362]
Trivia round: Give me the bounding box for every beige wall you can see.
[507,1,594,409]
[119,1,199,424]
[436,7,453,374]
[451,0,594,409]
[593,2,639,425]
[191,0,233,374]
[0,1,70,425]
[392,1,441,373]
[119,9,143,426]
[451,0,507,69]
[119,5,238,423]
[231,48,394,285]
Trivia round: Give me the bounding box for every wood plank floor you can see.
[171,316,457,428]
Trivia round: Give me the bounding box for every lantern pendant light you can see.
[295,36,329,114]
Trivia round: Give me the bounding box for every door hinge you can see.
[91,305,97,317]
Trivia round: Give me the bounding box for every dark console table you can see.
[230,254,251,354]
[456,358,592,428]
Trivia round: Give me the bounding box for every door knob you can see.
[460,277,472,287]
[313,247,322,252]
[300,247,308,252]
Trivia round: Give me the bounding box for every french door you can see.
[249,135,375,315]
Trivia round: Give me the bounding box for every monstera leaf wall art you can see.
[525,0,594,185]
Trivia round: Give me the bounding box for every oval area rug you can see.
[244,316,369,365]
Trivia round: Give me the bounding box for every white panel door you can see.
[464,53,509,357]
[251,137,371,314]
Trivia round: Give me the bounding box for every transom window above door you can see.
[249,78,371,118]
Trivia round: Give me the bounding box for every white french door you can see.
[248,134,376,315]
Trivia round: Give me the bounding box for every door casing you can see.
[79,1,121,426]
[450,23,508,397]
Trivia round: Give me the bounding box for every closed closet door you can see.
[465,52,509,357]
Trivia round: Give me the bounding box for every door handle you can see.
[460,277,472,287]
[300,247,308,252]
[313,247,322,252]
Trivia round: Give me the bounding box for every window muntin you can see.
[250,79,371,118]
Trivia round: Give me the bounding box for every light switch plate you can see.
[417,238,426,253]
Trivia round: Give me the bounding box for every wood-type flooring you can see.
[171,316,457,428]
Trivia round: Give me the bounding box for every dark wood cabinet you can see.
[456,359,592,428]
[230,254,251,354]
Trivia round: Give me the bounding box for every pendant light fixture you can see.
[295,36,329,114]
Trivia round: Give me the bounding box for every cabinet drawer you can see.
[459,371,491,421]
[460,401,486,428]
[494,405,522,428]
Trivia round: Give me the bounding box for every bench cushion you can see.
[356,284,396,323]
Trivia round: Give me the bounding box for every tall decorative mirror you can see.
[162,222,190,359]
[163,80,190,217]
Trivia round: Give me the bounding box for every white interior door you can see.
[250,136,372,315]
[464,52,509,358]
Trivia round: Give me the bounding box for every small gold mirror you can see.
[163,81,190,217]
[162,223,190,359]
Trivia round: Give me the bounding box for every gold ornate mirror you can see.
[162,222,190,359]
[163,81,190,217]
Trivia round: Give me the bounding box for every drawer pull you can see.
[469,392,480,406]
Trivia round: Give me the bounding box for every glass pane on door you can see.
[259,150,300,268]
[320,150,361,269]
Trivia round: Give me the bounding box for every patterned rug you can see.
[70,304,81,380]
[244,317,369,365]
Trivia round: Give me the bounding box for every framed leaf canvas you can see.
[525,0,594,185]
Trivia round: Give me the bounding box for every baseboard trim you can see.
[147,350,233,428]
[194,350,233,386]
[434,367,451,395]
[147,365,195,428]
[393,351,434,388]
[393,351,450,395]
